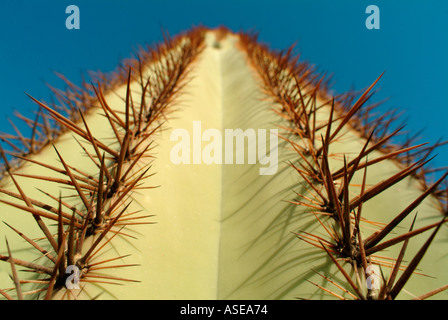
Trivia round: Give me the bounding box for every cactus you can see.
[0,26,447,300]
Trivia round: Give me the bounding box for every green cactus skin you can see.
[0,27,447,300]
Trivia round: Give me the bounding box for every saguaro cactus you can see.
[0,27,447,300]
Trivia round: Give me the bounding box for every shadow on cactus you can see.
[0,26,447,300]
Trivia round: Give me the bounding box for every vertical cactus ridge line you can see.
[0,26,447,300]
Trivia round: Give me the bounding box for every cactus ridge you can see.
[239,29,448,299]
[0,27,206,299]
[0,26,447,300]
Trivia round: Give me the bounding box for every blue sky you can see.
[0,0,447,175]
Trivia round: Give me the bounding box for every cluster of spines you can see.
[239,30,448,299]
[0,27,206,177]
[0,27,206,299]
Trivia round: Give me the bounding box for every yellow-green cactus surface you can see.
[0,27,447,300]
